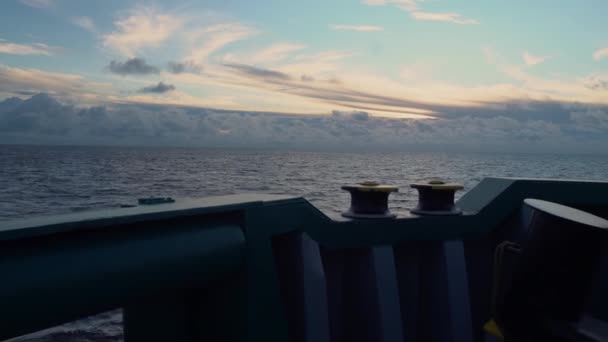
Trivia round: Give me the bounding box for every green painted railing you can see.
[1,178,607,342]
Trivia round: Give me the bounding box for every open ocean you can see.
[2,144,608,341]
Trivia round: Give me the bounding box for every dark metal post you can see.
[411,179,463,216]
[497,199,608,340]
[341,181,398,219]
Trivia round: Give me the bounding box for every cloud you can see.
[102,6,182,57]
[223,63,291,80]
[481,47,608,104]
[0,65,112,104]
[329,25,384,32]
[154,42,608,120]
[19,0,53,8]
[98,4,256,67]
[362,0,423,11]
[570,109,608,132]
[2,93,608,154]
[593,48,608,61]
[292,51,356,64]
[328,77,342,85]
[523,51,549,66]
[167,61,203,74]
[72,16,96,33]
[107,58,160,76]
[0,39,53,55]
[585,77,608,91]
[185,23,256,62]
[249,43,306,64]
[163,44,608,120]
[139,82,176,94]
[410,12,478,24]
[363,0,477,24]
[332,110,369,120]
[14,90,40,96]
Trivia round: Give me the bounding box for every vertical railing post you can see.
[243,206,292,342]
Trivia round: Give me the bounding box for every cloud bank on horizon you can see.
[1,0,608,153]
[1,93,607,154]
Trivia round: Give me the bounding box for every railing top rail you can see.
[458,177,608,215]
[3,177,608,245]
[486,176,608,183]
[0,193,301,241]
[305,178,608,248]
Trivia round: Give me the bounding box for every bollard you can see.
[341,181,398,219]
[410,179,463,216]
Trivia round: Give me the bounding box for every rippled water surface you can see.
[3,145,608,221]
[2,145,608,341]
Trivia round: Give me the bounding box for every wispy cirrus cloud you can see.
[218,49,351,82]
[248,43,306,64]
[267,50,355,83]
[293,51,356,62]
[0,65,113,104]
[410,12,478,24]
[483,47,608,104]
[329,24,384,32]
[0,39,53,56]
[184,23,256,63]
[223,63,291,80]
[99,4,256,70]
[19,0,53,8]
[102,6,183,57]
[177,42,608,119]
[363,0,477,25]
[523,51,550,66]
[593,47,608,61]
[71,16,97,33]
[362,0,423,11]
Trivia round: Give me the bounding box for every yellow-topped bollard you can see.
[341,181,398,219]
[359,180,380,186]
[410,179,463,215]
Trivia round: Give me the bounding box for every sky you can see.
[0,0,608,153]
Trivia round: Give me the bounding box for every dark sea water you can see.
[2,145,608,341]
